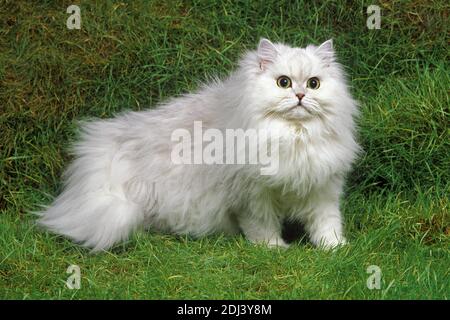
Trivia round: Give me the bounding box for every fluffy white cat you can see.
[38,38,360,252]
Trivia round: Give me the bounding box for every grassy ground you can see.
[0,0,449,299]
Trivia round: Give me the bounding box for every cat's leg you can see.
[304,202,346,249]
[237,194,288,248]
[303,178,347,249]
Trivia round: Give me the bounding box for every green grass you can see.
[1,0,449,299]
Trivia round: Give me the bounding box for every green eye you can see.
[307,77,320,89]
[277,76,292,88]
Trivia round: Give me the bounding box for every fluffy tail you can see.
[37,191,143,252]
[37,122,145,252]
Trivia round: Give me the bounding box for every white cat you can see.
[37,38,360,252]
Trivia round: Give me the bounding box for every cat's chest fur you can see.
[263,122,356,196]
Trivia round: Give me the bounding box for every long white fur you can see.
[37,39,360,251]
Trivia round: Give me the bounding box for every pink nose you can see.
[296,93,305,101]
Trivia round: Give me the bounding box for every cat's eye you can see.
[307,77,320,89]
[276,76,292,88]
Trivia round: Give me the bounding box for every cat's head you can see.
[240,38,355,125]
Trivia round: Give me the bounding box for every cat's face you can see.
[248,39,347,123]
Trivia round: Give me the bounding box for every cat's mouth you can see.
[295,102,311,112]
[288,102,313,115]
[264,97,320,122]
[264,104,313,122]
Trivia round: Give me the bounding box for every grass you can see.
[0,0,449,299]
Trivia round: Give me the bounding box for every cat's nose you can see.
[296,93,305,101]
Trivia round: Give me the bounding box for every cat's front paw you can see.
[267,237,290,249]
[311,233,347,250]
[249,236,290,249]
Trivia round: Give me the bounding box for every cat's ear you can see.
[257,38,278,70]
[316,39,335,64]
